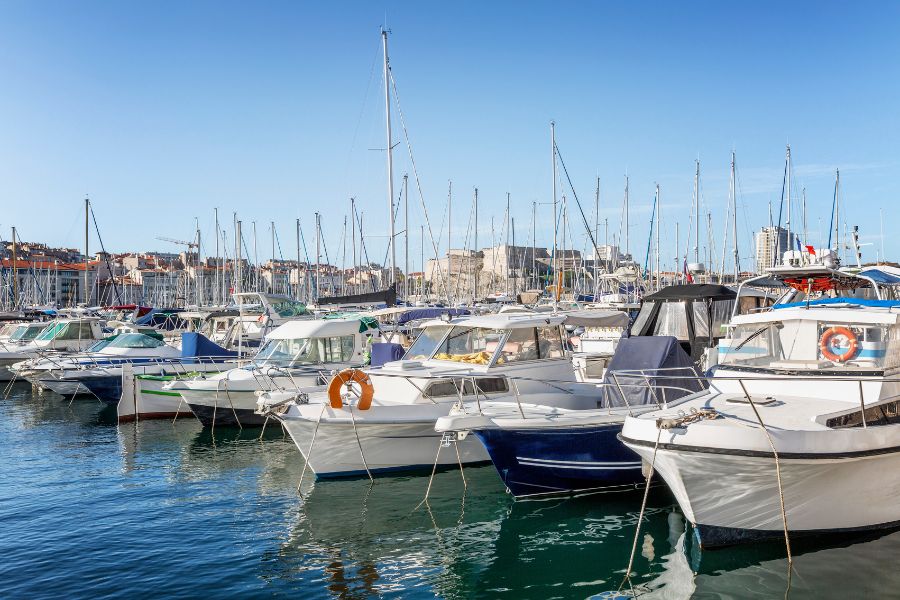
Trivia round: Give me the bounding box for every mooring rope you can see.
[297,403,326,493]
[619,428,661,592]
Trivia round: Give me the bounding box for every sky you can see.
[0,1,898,272]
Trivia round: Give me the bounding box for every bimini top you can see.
[267,317,377,340]
[643,284,736,302]
[447,312,567,330]
[562,310,630,328]
[772,297,900,310]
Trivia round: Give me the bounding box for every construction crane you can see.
[156,236,199,250]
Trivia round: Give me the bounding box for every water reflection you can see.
[5,384,900,599]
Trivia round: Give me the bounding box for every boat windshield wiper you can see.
[732,326,769,351]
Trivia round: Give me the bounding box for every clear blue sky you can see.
[1,1,898,271]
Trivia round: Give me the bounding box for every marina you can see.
[2,3,900,598]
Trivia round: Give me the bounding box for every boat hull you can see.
[475,425,644,497]
[117,375,196,422]
[280,414,490,478]
[623,438,900,548]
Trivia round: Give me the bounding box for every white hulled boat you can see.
[168,316,378,427]
[621,266,900,547]
[259,312,602,479]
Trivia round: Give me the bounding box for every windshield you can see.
[433,327,505,365]
[719,320,889,370]
[36,322,66,341]
[10,324,44,342]
[405,325,451,360]
[86,338,114,352]
[106,333,165,349]
[652,302,689,339]
[270,299,308,318]
[255,336,355,366]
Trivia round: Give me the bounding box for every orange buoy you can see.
[819,326,859,362]
[327,368,375,410]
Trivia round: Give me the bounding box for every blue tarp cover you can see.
[370,342,405,366]
[858,268,900,286]
[601,336,703,408]
[181,332,238,361]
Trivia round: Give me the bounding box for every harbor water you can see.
[2,382,898,599]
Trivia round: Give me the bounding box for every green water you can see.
[1,382,897,598]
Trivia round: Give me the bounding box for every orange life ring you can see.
[327,368,374,410]
[819,326,859,362]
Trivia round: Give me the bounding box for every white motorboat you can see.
[259,312,602,479]
[168,316,379,427]
[0,321,50,381]
[14,331,184,398]
[3,316,106,391]
[621,267,900,547]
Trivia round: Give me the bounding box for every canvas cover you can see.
[318,284,397,307]
[180,332,238,362]
[601,336,703,408]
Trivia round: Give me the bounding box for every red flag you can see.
[805,245,816,255]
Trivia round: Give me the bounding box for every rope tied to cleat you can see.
[655,407,719,430]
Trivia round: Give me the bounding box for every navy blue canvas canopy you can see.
[858,268,900,286]
[601,336,703,408]
[180,332,238,362]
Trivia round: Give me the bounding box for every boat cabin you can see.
[631,284,737,362]
[252,317,378,369]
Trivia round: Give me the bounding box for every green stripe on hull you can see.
[141,389,183,397]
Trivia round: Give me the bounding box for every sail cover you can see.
[318,284,397,307]
[601,336,703,408]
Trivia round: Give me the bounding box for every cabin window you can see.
[631,301,654,335]
[433,327,504,364]
[827,400,900,428]
[36,323,65,341]
[692,302,710,338]
[425,377,509,398]
[255,335,356,366]
[536,326,565,358]
[497,328,540,363]
[56,322,95,340]
[711,300,736,336]
[405,325,451,360]
[652,302,689,339]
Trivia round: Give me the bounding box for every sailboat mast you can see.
[505,192,511,297]
[315,212,321,303]
[594,177,600,295]
[382,28,397,289]
[835,169,841,262]
[84,197,89,305]
[473,187,479,304]
[214,207,219,305]
[447,181,452,304]
[694,160,700,263]
[296,218,302,300]
[551,121,558,310]
[624,175,630,260]
[731,151,739,281]
[532,201,536,290]
[786,145,792,261]
[404,174,409,300]
[655,184,660,291]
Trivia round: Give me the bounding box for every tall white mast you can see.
[731,151,739,281]
[551,121,558,310]
[505,192,511,297]
[594,176,600,293]
[655,184,660,291]
[624,175,630,260]
[447,181,452,303]
[315,212,321,303]
[786,145,792,262]
[694,160,700,264]
[382,28,397,289]
[214,207,219,305]
[473,187,479,304]
[403,174,409,300]
[84,197,90,305]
